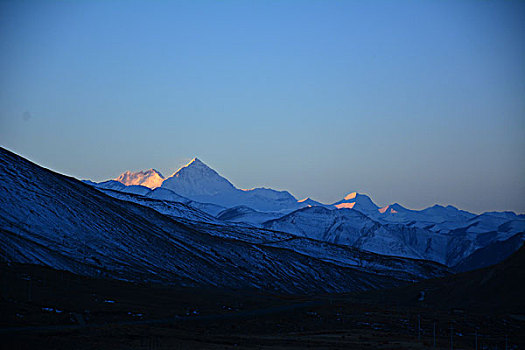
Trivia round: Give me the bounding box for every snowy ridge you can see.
[97,189,223,224]
[217,206,284,226]
[89,181,226,217]
[162,158,237,197]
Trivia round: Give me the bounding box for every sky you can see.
[0,0,524,213]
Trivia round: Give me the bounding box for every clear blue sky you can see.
[1,0,524,213]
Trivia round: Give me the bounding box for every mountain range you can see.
[1,148,523,294]
[89,156,524,270]
[0,148,449,294]
[114,158,309,212]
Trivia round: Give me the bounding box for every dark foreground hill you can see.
[1,259,523,350]
[358,245,525,314]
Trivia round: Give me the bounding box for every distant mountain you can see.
[263,206,449,263]
[96,158,309,213]
[115,169,164,188]
[263,205,524,268]
[105,163,384,214]
[332,192,379,212]
[371,203,479,234]
[160,158,305,212]
[89,181,226,217]
[162,158,236,197]
[0,147,448,293]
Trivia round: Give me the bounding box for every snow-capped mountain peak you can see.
[172,157,222,177]
[162,157,236,197]
[115,168,164,188]
[180,157,206,170]
[333,192,379,212]
[159,158,305,211]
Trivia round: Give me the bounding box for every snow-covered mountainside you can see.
[106,158,307,212]
[216,206,284,226]
[115,169,164,188]
[162,158,237,197]
[453,233,525,272]
[0,147,448,294]
[264,206,448,263]
[161,158,303,212]
[97,189,223,224]
[88,181,226,217]
[263,205,524,268]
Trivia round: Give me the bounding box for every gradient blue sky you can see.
[1,0,524,213]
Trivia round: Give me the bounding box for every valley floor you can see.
[1,263,523,350]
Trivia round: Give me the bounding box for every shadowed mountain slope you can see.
[0,147,448,294]
[361,245,525,313]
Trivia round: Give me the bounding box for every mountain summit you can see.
[162,158,236,197]
[159,157,300,211]
[115,169,164,188]
[107,158,302,211]
[333,192,379,212]
[184,157,208,168]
